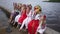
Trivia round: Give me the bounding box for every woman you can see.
[28,5,46,34]
[13,3,22,27]
[14,3,22,24]
[8,3,20,26]
[19,4,33,31]
[17,4,27,28]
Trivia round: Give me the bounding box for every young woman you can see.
[19,4,33,31]
[8,3,19,26]
[36,14,46,34]
[14,3,22,24]
[28,5,46,34]
[17,4,27,28]
[13,3,22,27]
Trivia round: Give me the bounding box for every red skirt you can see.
[18,13,27,24]
[28,19,39,34]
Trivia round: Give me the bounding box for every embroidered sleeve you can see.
[41,15,46,29]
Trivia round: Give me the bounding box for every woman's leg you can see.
[35,32,38,34]
[28,32,30,34]
[40,33,43,34]
[17,23,21,28]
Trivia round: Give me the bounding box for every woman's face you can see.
[13,3,17,10]
[18,5,22,11]
[34,6,39,13]
[21,7,25,11]
[21,6,26,13]
[18,4,22,10]
[34,6,41,14]
[26,7,30,14]
[34,6,39,12]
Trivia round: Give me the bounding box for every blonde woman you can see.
[28,5,46,34]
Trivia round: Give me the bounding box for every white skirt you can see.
[20,17,32,29]
[15,14,21,22]
[37,26,46,34]
[24,17,32,29]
